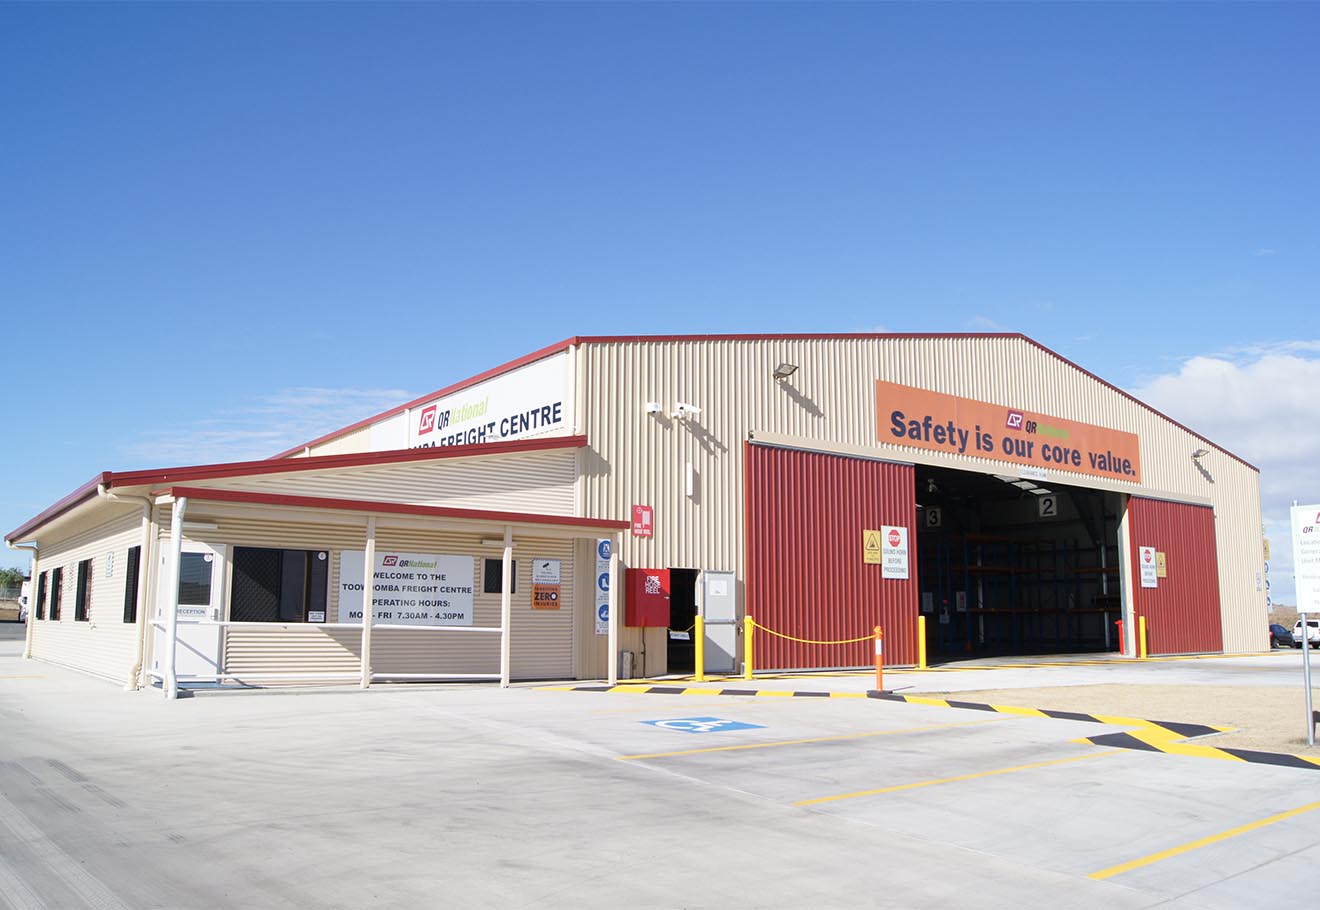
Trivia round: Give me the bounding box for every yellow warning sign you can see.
[863,529,883,565]
[1156,552,1168,579]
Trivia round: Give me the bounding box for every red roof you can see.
[5,436,587,544]
[163,486,628,532]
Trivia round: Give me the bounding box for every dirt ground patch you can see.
[935,684,1320,756]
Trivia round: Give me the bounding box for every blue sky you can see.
[3,3,1316,602]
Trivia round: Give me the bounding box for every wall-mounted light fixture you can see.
[645,401,663,415]
[773,362,798,381]
[1191,449,1210,460]
[672,402,702,420]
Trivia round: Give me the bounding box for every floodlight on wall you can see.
[673,402,702,420]
[773,362,799,381]
[1191,449,1210,460]
[645,401,663,415]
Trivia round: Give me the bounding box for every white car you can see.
[1293,618,1320,648]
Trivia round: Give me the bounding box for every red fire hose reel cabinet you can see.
[624,567,670,627]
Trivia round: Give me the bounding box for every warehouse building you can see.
[7,334,1266,695]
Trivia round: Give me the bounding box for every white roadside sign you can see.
[1291,505,1320,612]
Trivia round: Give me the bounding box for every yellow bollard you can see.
[917,615,928,670]
[1138,615,1148,660]
[743,615,754,680]
[694,615,705,682]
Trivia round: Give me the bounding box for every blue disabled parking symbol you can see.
[641,717,766,734]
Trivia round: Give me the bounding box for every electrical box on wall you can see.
[625,567,670,627]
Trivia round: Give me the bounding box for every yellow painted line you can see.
[903,696,952,707]
[829,692,867,698]
[619,717,1009,761]
[793,749,1122,807]
[1089,799,1320,880]
[987,704,1050,718]
[609,684,654,693]
[755,689,794,697]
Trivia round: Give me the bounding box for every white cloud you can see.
[119,386,416,466]
[965,315,1009,331]
[1130,344,1320,605]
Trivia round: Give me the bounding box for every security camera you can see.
[673,402,702,420]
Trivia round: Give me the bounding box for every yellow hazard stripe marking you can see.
[1089,799,1320,880]
[619,717,1009,761]
[794,750,1122,807]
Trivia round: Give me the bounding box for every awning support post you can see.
[607,532,620,686]
[500,525,513,688]
[164,496,188,700]
[360,516,376,689]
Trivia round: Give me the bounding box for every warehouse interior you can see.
[913,465,1125,657]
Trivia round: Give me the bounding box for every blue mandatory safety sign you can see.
[597,572,610,593]
[641,717,766,734]
[597,539,612,561]
[598,604,609,623]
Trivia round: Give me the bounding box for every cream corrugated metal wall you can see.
[26,512,144,685]
[194,449,577,515]
[151,508,576,682]
[304,424,372,457]
[574,336,1265,659]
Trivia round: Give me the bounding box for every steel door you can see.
[700,570,737,673]
[153,541,226,683]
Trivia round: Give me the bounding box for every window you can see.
[482,558,517,594]
[35,572,47,621]
[230,547,328,623]
[178,552,214,606]
[49,567,63,620]
[74,559,92,621]
[123,546,141,624]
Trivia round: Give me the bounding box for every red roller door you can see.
[1128,497,1223,655]
[745,443,919,669]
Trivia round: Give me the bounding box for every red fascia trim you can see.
[569,332,1026,345]
[164,486,630,531]
[107,435,588,489]
[268,338,581,459]
[5,473,111,544]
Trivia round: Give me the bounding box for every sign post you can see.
[1290,503,1319,748]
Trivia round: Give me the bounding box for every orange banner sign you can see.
[875,380,1141,483]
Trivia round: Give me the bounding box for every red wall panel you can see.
[745,443,919,669]
[1127,497,1223,655]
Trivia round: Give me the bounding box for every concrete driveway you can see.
[2,641,1319,909]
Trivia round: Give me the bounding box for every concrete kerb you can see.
[539,681,1320,772]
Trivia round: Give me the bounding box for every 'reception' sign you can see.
[875,380,1142,483]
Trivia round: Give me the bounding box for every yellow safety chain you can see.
[747,618,874,646]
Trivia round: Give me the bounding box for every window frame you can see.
[48,567,63,621]
[123,546,142,624]
[74,558,92,622]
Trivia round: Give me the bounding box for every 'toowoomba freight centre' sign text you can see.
[339,550,475,625]
[875,380,1142,483]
